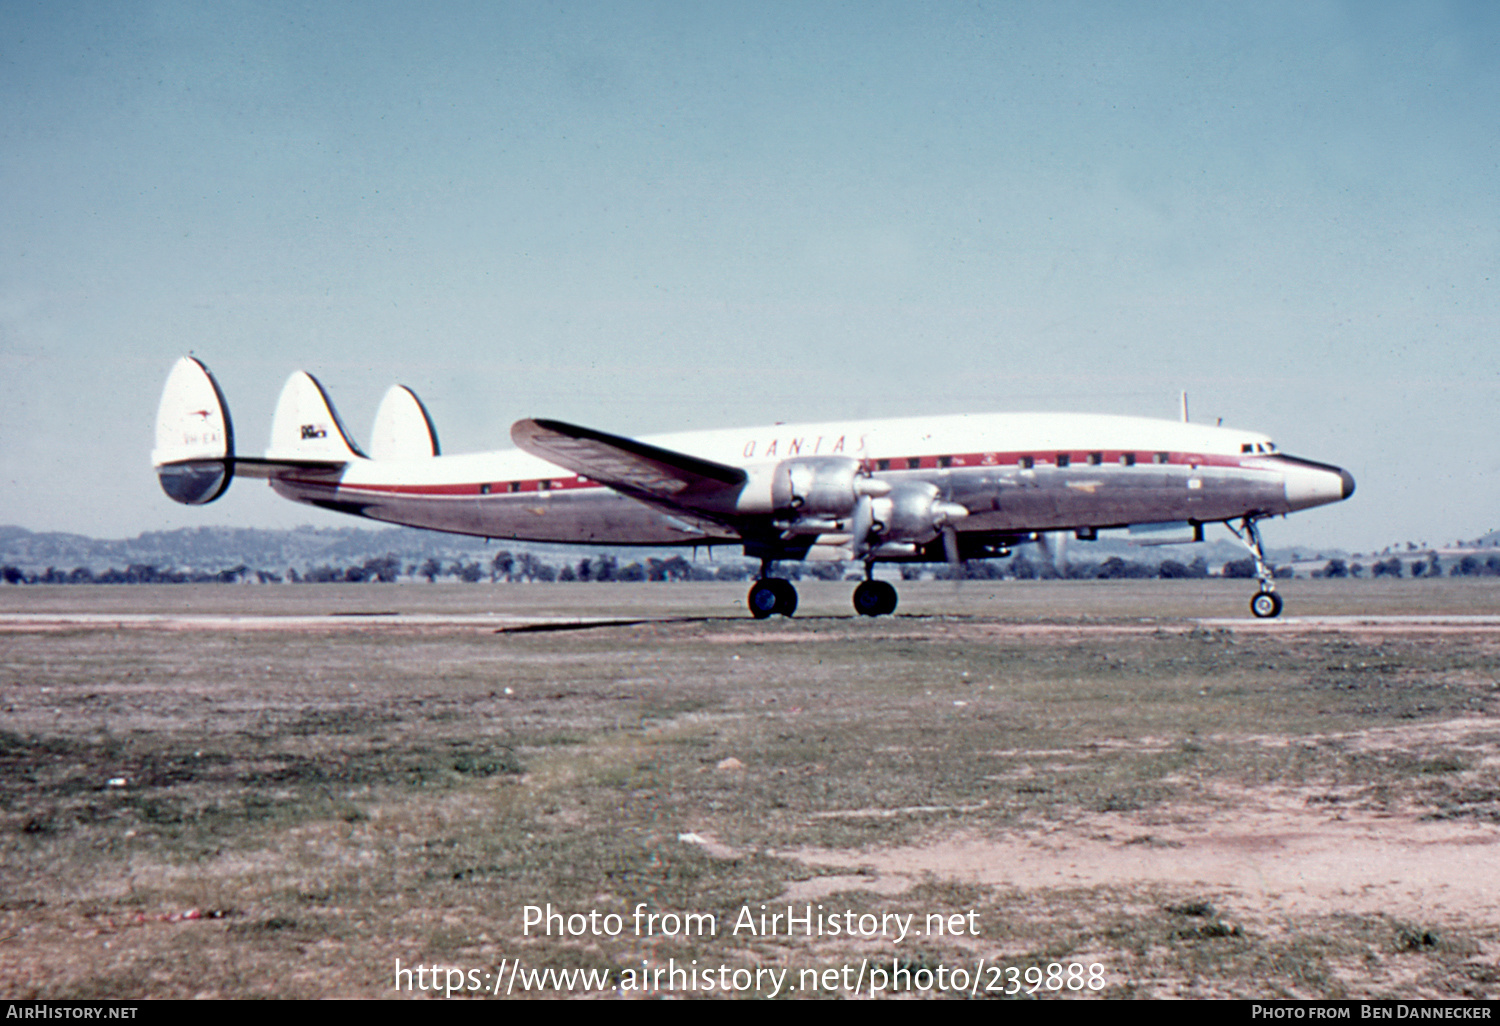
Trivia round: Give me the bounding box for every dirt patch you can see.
[785,785,1500,922]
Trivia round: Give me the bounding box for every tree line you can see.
[8,550,1500,586]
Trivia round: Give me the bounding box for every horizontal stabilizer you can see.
[369,385,440,460]
[511,418,745,509]
[267,371,367,463]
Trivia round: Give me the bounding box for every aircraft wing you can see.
[511,418,748,526]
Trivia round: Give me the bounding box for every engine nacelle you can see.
[864,481,969,548]
[756,455,890,519]
[771,456,862,516]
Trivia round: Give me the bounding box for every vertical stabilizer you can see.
[152,357,235,504]
[369,385,441,459]
[266,371,367,462]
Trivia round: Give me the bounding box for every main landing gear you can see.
[747,575,798,619]
[1227,515,1283,619]
[852,563,897,617]
[745,561,900,618]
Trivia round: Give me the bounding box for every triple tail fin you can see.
[265,371,367,462]
[152,357,235,505]
[369,385,440,459]
[153,360,360,506]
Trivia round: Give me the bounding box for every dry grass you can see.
[1,580,1499,998]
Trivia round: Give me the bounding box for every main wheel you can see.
[748,578,797,618]
[1250,590,1283,619]
[748,579,779,619]
[768,577,798,617]
[853,579,898,617]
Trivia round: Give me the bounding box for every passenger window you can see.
[877,459,890,471]
[907,457,921,470]
[1120,452,1136,467]
[480,483,491,495]
[1020,456,1034,470]
[1088,452,1102,466]
[938,455,952,469]
[509,482,522,493]
[1056,453,1070,468]
[1154,452,1169,464]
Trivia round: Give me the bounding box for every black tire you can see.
[1250,590,1283,619]
[769,578,798,618]
[749,578,797,618]
[853,579,898,617]
[748,580,779,619]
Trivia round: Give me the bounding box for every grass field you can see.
[2,579,1499,999]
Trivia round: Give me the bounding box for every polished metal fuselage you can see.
[266,412,1351,553]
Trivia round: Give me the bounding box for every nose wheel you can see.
[748,577,798,619]
[1250,590,1283,619]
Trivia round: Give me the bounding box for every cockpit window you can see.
[1241,443,1254,453]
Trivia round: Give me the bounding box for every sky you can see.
[2,0,1496,553]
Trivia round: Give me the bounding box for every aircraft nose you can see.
[1281,458,1355,511]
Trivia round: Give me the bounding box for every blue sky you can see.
[2,1,1496,551]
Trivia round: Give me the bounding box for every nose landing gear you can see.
[1227,516,1284,619]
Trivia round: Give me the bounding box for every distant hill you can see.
[0,524,546,575]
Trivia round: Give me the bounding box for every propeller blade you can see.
[942,525,961,566]
[849,494,875,560]
[1037,530,1068,573]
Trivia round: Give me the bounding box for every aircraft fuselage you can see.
[268,412,1351,549]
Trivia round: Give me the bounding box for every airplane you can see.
[152,357,1354,619]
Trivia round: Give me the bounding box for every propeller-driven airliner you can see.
[152,357,1353,619]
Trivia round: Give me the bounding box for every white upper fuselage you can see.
[331,412,1275,487]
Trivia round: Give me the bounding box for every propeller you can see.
[1037,530,1069,575]
[941,525,962,577]
[932,500,968,579]
[849,493,877,560]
